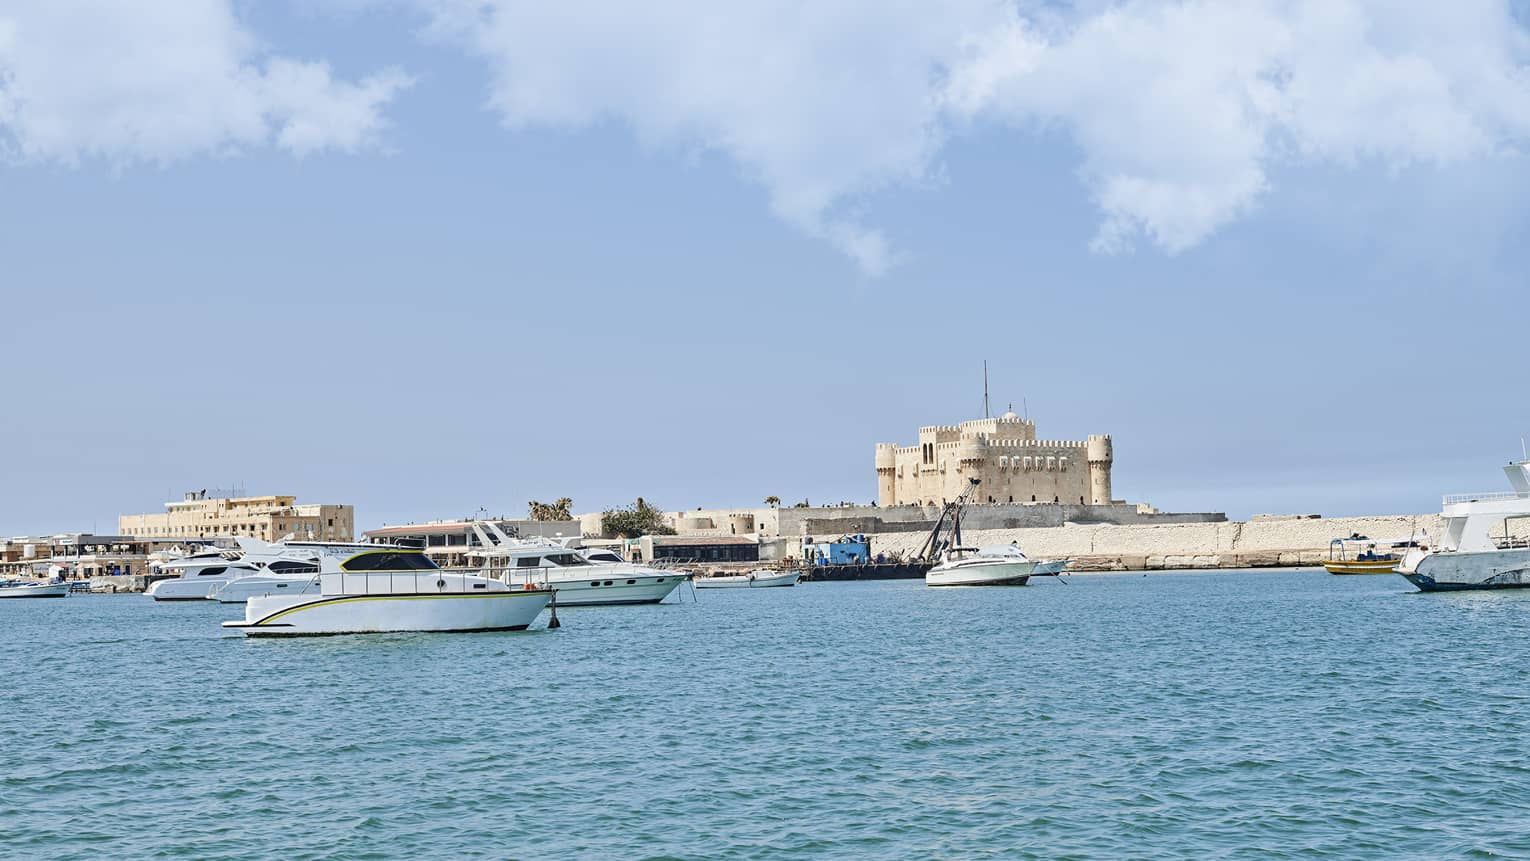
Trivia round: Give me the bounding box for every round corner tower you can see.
[1086,434,1113,505]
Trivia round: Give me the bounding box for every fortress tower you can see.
[1087,434,1114,505]
[875,409,1116,507]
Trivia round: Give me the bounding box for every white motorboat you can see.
[0,579,70,598]
[926,545,1035,587]
[693,569,800,589]
[467,523,686,606]
[145,547,260,600]
[209,553,323,603]
[1397,460,1530,591]
[1031,559,1070,576]
[911,478,1033,587]
[223,541,551,637]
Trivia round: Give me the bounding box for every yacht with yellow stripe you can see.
[222,540,551,637]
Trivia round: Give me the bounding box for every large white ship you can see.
[1397,461,1530,591]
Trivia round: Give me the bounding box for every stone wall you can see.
[869,514,1460,571]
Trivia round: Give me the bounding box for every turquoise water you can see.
[5,570,1530,860]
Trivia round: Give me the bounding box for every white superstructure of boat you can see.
[467,523,686,606]
[0,579,70,598]
[693,569,799,589]
[1397,460,1530,591]
[926,545,1035,587]
[222,541,551,637]
[209,556,324,603]
[145,546,260,601]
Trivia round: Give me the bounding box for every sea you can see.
[5,570,1530,860]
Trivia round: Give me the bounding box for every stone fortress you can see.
[877,410,1114,507]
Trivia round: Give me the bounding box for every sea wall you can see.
[869,514,1463,571]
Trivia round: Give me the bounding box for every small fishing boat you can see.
[1323,536,1400,575]
[223,541,551,637]
[0,579,70,598]
[693,569,799,589]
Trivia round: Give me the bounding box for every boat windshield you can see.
[340,551,438,572]
[545,553,589,567]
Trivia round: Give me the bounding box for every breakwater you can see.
[870,513,1474,571]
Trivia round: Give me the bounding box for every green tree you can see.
[764,496,781,508]
[601,497,676,538]
[528,497,574,521]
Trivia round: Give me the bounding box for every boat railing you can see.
[327,568,510,595]
[1443,491,1524,505]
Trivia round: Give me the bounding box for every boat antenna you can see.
[1023,397,1029,422]
[983,360,990,419]
[1521,436,1527,462]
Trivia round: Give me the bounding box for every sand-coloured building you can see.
[876,410,1114,507]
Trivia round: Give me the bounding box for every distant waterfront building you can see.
[876,411,1114,507]
[0,534,155,579]
[118,491,354,542]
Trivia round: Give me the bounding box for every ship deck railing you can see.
[1443,491,1525,505]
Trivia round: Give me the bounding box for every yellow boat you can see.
[1323,536,1400,575]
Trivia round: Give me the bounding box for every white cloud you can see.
[5,1,1527,269]
[417,0,1015,276]
[0,0,409,165]
[946,0,1530,253]
[420,0,1530,269]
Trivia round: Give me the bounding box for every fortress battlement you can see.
[877,410,1115,507]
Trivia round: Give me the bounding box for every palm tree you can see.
[764,495,781,508]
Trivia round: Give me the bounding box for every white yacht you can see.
[223,541,550,637]
[1397,460,1530,591]
[0,579,70,598]
[467,523,686,606]
[209,556,323,603]
[926,545,1035,587]
[145,546,260,601]
[693,569,800,589]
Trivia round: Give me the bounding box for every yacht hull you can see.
[926,560,1034,587]
[1031,560,1069,576]
[224,590,552,637]
[1400,549,1530,591]
[212,576,317,603]
[148,577,242,601]
[543,575,685,606]
[0,582,70,598]
[694,571,800,589]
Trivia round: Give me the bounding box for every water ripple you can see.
[3,572,1529,858]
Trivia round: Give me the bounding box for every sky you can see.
[2,0,1529,535]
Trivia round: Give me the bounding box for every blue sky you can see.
[2,1,1529,535]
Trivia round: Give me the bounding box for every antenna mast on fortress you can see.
[983,360,990,419]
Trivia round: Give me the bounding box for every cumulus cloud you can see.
[417,0,1014,276]
[421,0,1530,269]
[5,1,1528,270]
[948,0,1530,254]
[0,0,410,165]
